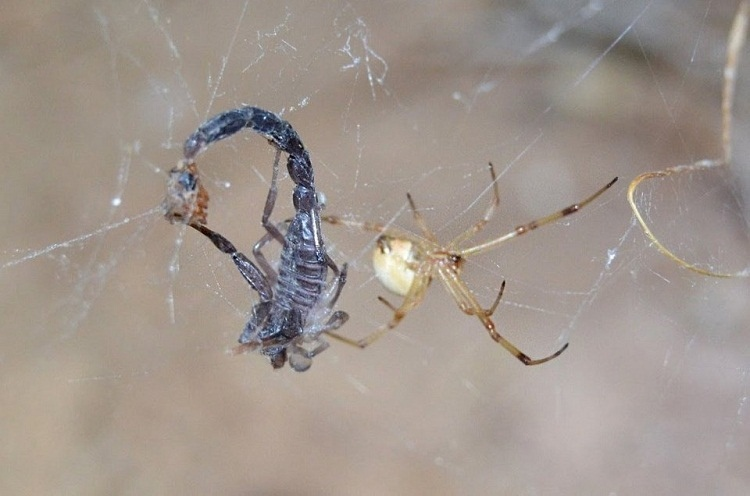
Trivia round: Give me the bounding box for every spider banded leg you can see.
[437,267,566,365]
[321,215,388,235]
[321,215,427,255]
[326,267,432,348]
[406,193,439,244]
[458,176,619,258]
[322,216,446,348]
[446,278,506,319]
[403,161,501,250]
[325,162,501,249]
[449,162,501,250]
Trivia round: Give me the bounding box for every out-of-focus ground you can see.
[1,1,749,494]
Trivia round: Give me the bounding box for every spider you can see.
[323,163,617,365]
[164,159,209,226]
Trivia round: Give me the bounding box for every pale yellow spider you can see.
[324,163,617,365]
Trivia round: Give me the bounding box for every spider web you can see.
[2,0,749,493]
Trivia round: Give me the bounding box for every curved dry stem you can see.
[627,1,749,278]
[627,163,749,278]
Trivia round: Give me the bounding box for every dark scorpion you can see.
[164,106,349,371]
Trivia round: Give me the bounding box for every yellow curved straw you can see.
[627,1,749,278]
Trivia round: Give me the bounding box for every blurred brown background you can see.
[1,0,749,494]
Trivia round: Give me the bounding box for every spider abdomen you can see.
[372,235,419,296]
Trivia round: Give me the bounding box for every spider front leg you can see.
[437,268,567,365]
[448,162,501,249]
[456,279,506,318]
[458,176,618,258]
[326,267,432,348]
[321,215,389,236]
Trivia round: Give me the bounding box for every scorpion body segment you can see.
[183,106,315,189]
[166,106,348,371]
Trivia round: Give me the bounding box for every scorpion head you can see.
[293,186,317,211]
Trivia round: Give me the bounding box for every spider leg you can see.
[483,279,505,317]
[326,269,432,348]
[376,295,399,312]
[322,215,434,255]
[405,193,439,244]
[321,215,388,234]
[190,223,273,301]
[449,162,500,250]
[458,177,618,258]
[437,268,566,365]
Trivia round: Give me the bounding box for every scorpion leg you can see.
[288,339,330,372]
[320,255,350,335]
[259,149,286,243]
[251,149,286,284]
[190,223,273,301]
[323,255,348,309]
